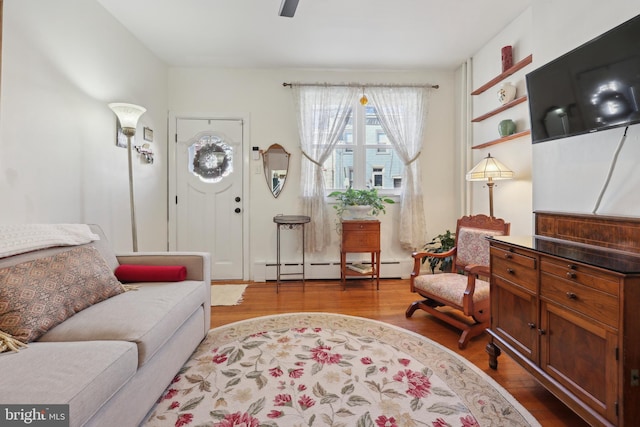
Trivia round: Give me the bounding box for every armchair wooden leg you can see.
[406,301,420,317]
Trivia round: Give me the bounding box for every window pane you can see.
[323,148,353,190]
[364,106,386,146]
[366,148,403,189]
[335,113,353,146]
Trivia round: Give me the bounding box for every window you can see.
[323,103,403,191]
[372,167,384,188]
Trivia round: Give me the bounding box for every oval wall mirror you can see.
[262,144,290,198]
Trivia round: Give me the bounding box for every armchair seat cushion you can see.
[413,273,490,306]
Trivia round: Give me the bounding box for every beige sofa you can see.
[0,225,211,427]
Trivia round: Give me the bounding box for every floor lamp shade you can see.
[466,153,513,218]
[108,103,146,134]
[108,102,146,251]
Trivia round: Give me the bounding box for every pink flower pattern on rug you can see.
[143,313,538,427]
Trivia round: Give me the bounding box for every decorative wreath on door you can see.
[192,142,231,182]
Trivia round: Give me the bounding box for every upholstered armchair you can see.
[406,214,510,349]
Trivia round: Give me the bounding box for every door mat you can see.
[210,284,248,306]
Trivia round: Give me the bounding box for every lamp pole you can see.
[123,127,138,251]
[486,177,495,218]
[108,103,146,252]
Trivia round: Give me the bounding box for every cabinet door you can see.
[491,275,539,364]
[540,301,618,424]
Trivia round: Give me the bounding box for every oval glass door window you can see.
[188,135,233,183]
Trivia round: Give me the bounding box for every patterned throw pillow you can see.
[0,246,124,347]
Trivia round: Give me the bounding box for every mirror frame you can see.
[262,143,290,198]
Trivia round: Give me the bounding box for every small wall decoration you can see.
[143,127,153,142]
[116,118,128,148]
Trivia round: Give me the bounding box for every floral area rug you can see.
[143,313,539,427]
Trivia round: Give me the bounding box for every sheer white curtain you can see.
[293,85,358,252]
[368,86,431,250]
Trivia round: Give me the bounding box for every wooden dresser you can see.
[487,211,640,427]
[340,220,380,290]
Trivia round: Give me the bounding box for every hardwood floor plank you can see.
[210,279,588,427]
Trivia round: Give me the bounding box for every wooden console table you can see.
[486,211,640,427]
[340,220,380,290]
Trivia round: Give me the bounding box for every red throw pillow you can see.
[114,264,187,283]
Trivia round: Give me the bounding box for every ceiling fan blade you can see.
[279,0,299,17]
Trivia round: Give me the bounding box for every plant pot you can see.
[343,205,372,219]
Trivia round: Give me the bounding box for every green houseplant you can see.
[328,188,395,218]
[422,230,456,273]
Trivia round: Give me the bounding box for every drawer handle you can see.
[506,268,515,275]
[538,329,546,335]
[567,264,577,270]
[566,272,577,279]
[504,253,512,259]
[566,292,578,300]
[527,322,536,329]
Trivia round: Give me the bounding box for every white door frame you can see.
[167,112,251,281]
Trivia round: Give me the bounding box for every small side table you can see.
[273,215,311,293]
[340,220,381,290]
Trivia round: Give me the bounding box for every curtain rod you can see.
[282,82,439,89]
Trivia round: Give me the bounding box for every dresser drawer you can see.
[540,258,619,297]
[341,221,380,252]
[342,221,380,233]
[491,247,538,292]
[540,273,619,328]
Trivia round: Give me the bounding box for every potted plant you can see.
[328,187,395,218]
[422,230,456,273]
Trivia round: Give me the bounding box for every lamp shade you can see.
[466,153,514,181]
[108,103,146,130]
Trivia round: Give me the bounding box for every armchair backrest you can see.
[452,215,510,271]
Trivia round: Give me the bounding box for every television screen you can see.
[527,14,640,144]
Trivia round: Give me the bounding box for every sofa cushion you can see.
[39,280,206,367]
[0,341,137,427]
[0,246,124,345]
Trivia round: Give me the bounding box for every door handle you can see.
[235,197,241,202]
[234,208,241,213]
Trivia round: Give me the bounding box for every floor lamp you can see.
[109,103,147,251]
[466,153,514,218]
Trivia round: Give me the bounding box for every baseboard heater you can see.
[253,259,412,282]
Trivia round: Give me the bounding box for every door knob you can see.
[234,208,241,213]
[235,197,241,202]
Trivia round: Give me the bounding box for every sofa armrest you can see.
[116,252,211,283]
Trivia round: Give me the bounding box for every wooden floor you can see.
[210,278,589,427]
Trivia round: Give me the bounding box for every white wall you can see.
[168,68,457,279]
[531,1,640,216]
[0,0,168,251]
[468,8,534,235]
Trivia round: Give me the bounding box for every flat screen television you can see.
[526,14,640,144]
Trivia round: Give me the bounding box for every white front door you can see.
[174,118,244,279]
